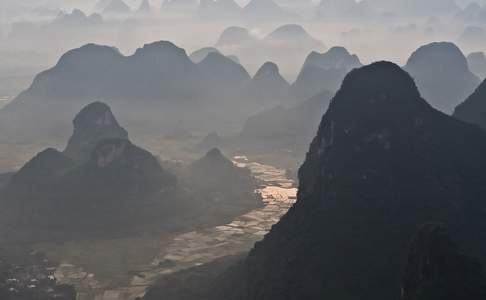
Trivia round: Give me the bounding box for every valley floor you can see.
[33,156,297,300]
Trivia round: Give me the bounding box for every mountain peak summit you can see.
[254,62,280,79]
[304,46,362,70]
[406,42,469,73]
[340,62,420,97]
[205,147,225,161]
[328,61,425,115]
[134,40,187,58]
[64,102,129,162]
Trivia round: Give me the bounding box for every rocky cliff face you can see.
[402,223,486,300]
[63,101,129,162]
[206,62,486,300]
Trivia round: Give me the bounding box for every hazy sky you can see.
[0,0,250,11]
[2,0,486,14]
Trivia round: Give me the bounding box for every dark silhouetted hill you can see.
[0,102,265,240]
[63,101,129,162]
[184,148,261,209]
[2,138,175,235]
[199,61,486,300]
[0,103,176,239]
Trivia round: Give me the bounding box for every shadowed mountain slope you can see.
[190,61,486,300]
[401,223,486,300]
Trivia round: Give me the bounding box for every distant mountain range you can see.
[158,0,296,20]
[49,9,103,27]
[216,23,324,50]
[0,41,231,141]
[0,34,326,142]
[2,38,481,145]
[215,24,326,81]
